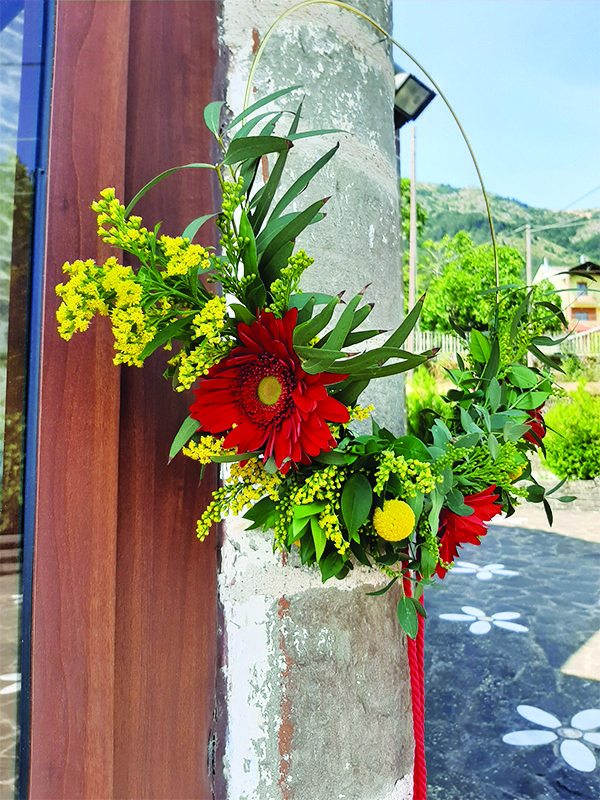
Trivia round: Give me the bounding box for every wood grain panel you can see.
[29,2,131,798]
[113,3,220,798]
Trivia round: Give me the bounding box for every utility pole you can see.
[408,125,417,349]
[525,223,532,287]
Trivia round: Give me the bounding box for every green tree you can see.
[419,231,562,334]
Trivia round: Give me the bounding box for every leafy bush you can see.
[406,366,447,440]
[543,384,600,479]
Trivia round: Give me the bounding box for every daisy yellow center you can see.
[257,375,283,406]
[373,499,415,542]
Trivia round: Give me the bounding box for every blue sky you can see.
[392,1,600,211]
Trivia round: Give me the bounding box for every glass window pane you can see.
[0,2,50,795]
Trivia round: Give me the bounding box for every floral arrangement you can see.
[56,87,569,637]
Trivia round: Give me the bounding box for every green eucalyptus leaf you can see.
[420,547,437,580]
[508,364,539,389]
[542,498,554,525]
[182,214,216,241]
[239,209,258,275]
[480,336,500,384]
[125,163,214,216]
[242,496,277,528]
[294,501,327,519]
[203,101,224,136]
[447,488,473,516]
[291,516,310,539]
[140,313,196,361]
[169,415,199,461]
[527,484,546,503]
[319,551,347,582]
[232,111,281,141]
[366,576,398,596]
[509,290,533,342]
[513,391,549,410]
[488,433,500,461]
[470,329,491,363]
[311,516,327,562]
[409,596,427,619]
[225,85,302,131]
[341,473,373,538]
[287,128,345,140]
[222,135,291,166]
[504,422,532,442]
[229,303,255,325]
[397,596,419,639]
[455,432,481,449]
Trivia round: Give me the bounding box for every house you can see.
[534,257,600,332]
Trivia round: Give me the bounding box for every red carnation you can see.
[524,405,546,446]
[436,486,502,578]
[190,308,350,473]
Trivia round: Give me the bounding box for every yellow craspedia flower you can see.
[373,499,415,542]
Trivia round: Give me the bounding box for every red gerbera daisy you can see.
[436,485,502,578]
[524,405,546,446]
[189,307,350,473]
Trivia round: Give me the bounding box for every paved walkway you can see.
[424,494,600,800]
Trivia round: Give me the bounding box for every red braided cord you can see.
[404,578,427,800]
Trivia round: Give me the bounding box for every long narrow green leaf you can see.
[169,415,199,461]
[268,143,339,223]
[258,197,327,278]
[384,295,424,350]
[249,149,289,231]
[182,214,216,241]
[509,290,532,342]
[231,110,281,140]
[258,241,294,291]
[343,329,382,347]
[287,128,345,140]
[140,313,196,360]
[329,378,370,406]
[255,212,297,254]
[125,163,214,216]
[225,85,301,131]
[248,102,304,231]
[292,295,340,347]
[317,354,429,378]
[222,135,291,166]
[324,294,363,352]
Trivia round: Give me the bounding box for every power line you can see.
[561,185,600,211]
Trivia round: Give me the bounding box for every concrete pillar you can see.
[216,2,413,798]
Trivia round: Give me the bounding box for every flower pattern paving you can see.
[424,523,600,800]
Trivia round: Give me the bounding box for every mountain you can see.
[416,183,600,273]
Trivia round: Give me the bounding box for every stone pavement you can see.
[423,490,600,800]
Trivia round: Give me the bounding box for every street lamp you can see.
[394,67,435,346]
[394,68,436,130]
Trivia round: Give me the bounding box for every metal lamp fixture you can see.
[394,67,436,129]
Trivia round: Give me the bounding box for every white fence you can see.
[413,327,600,358]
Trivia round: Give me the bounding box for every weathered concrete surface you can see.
[217,3,414,798]
[217,519,414,800]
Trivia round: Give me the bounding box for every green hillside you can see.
[416,183,600,274]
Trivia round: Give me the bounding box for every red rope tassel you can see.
[404,578,427,800]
